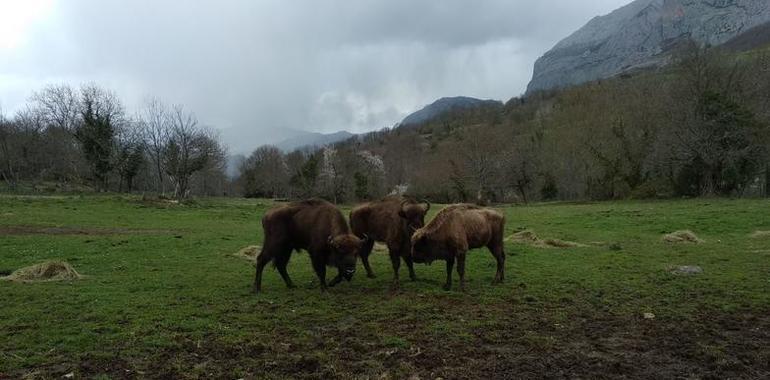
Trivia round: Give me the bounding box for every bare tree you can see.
[163,105,222,199]
[114,121,145,193]
[139,98,170,194]
[0,106,17,189]
[30,84,80,132]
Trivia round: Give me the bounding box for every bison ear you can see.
[398,209,407,218]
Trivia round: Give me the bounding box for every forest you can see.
[2,46,769,203]
[237,46,770,203]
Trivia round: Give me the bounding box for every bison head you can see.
[327,234,369,281]
[399,199,430,232]
[409,229,436,264]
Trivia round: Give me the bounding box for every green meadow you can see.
[1,195,768,379]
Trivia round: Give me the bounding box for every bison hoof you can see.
[442,284,451,291]
[367,273,377,279]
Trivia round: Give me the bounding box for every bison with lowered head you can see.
[410,204,505,291]
[349,196,430,287]
[253,199,370,293]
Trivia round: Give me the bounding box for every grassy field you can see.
[1,195,769,379]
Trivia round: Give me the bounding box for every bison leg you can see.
[253,249,273,293]
[488,242,506,284]
[389,250,401,289]
[403,255,417,281]
[310,254,327,291]
[273,249,295,289]
[328,271,343,287]
[360,238,376,278]
[443,256,455,291]
[456,253,466,292]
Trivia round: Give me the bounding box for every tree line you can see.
[0,84,228,199]
[236,46,770,203]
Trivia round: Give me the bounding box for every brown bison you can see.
[410,204,505,291]
[253,199,370,293]
[349,196,430,287]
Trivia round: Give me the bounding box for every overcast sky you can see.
[0,0,631,153]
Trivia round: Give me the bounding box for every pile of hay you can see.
[507,230,586,249]
[750,231,770,239]
[662,230,704,244]
[373,243,389,253]
[1,261,81,282]
[232,245,261,261]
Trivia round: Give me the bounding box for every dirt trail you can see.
[0,225,177,236]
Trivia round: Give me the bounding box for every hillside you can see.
[274,130,355,152]
[399,96,502,127]
[527,0,770,93]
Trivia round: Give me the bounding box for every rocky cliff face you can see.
[526,0,770,94]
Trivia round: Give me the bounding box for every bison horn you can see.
[422,199,431,212]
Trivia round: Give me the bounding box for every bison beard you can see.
[410,204,506,291]
[349,196,430,289]
[253,199,369,293]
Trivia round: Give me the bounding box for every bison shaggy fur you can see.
[253,199,369,293]
[349,196,430,287]
[410,204,505,291]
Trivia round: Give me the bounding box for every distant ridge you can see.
[400,96,502,127]
[275,130,355,152]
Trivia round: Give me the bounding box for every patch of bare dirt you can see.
[0,225,176,236]
[5,306,768,380]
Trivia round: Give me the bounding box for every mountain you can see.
[274,130,355,152]
[527,0,770,94]
[400,96,502,127]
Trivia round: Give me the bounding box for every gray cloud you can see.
[0,0,631,153]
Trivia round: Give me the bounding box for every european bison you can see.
[349,196,430,287]
[410,204,505,291]
[253,199,370,293]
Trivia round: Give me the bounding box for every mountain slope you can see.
[400,96,502,127]
[275,130,355,152]
[527,0,770,94]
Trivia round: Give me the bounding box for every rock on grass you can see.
[669,265,704,275]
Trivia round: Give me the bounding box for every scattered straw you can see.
[507,230,586,249]
[750,231,770,239]
[662,230,704,244]
[2,261,81,282]
[232,245,261,261]
[373,243,389,253]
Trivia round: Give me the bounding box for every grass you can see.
[0,195,769,379]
